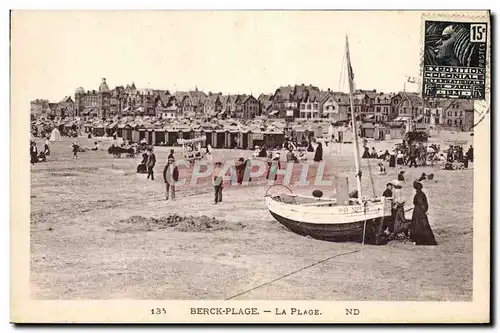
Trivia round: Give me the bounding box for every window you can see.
[402,107,407,114]
[459,119,463,125]
[460,111,463,117]
[376,107,381,113]
[313,103,318,110]
[331,105,336,110]
[300,103,305,110]
[307,104,311,110]
[448,111,452,116]
[455,111,457,117]
[454,119,457,125]
[448,119,452,125]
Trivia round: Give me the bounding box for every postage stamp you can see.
[422,18,489,100]
[10,10,490,324]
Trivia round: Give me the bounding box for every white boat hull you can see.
[265,195,393,243]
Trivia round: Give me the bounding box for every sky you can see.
[12,11,424,103]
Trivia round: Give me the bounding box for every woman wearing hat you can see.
[410,181,437,245]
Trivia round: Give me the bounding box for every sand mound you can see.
[110,214,245,233]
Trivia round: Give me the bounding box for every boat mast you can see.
[345,36,363,202]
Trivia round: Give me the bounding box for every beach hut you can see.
[49,127,61,141]
[93,123,105,137]
[292,126,307,143]
[388,122,406,140]
[360,123,375,138]
[117,123,126,138]
[106,121,118,137]
[334,125,354,143]
[415,123,429,135]
[213,130,225,148]
[373,125,389,141]
[121,124,133,142]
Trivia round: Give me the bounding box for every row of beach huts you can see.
[33,116,423,149]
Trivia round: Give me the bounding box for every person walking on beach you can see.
[167,149,175,161]
[213,161,223,204]
[206,144,213,163]
[466,145,474,163]
[163,156,179,200]
[267,152,281,183]
[313,142,323,162]
[408,143,417,167]
[146,147,156,180]
[389,150,396,168]
[72,142,79,159]
[410,181,437,245]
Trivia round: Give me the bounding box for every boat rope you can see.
[361,201,368,245]
[338,48,346,90]
[224,249,361,300]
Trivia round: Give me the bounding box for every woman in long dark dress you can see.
[313,142,323,162]
[389,152,396,168]
[30,141,38,165]
[410,181,437,245]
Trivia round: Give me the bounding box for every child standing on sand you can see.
[213,162,223,204]
[72,142,79,159]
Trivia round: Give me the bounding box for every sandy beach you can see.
[30,131,473,300]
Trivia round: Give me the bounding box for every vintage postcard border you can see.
[11,10,491,323]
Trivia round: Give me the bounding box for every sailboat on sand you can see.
[264,36,392,244]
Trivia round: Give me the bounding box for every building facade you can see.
[234,95,259,119]
[74,78,111,117]
[30,99,50,117]
[372,93,393,122]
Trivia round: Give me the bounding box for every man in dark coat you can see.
[163,156,179,200]
[410,181,437,245]
[408,144,417,167]
[466,145,474,163]
[146,147,156,180]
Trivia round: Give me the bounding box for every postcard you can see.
[11,10,490,323]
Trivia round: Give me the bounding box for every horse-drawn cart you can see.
[177,137,206,164]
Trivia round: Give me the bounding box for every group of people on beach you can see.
[29,138,51,164]
[377,179,437,246]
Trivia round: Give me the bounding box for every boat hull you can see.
[265,195,392,244]
[269,210,381,243]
